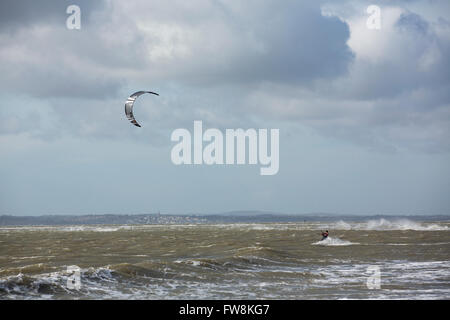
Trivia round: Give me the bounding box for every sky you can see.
[0,0,449,216]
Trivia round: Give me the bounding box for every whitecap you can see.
[329,219,449,231]
[312,237,358,246]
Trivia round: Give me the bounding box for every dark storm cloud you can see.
[0,1,354,102]
[136,0,354,85]
[0,0,104,30]
[0,0,146,99]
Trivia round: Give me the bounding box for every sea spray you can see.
[312,237,358,246]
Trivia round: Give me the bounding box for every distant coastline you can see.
[1,212,449,226]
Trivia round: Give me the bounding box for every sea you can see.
[0,218,449,300]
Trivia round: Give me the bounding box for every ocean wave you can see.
[0,263,58,278]
[312,237,358,246]
[56,226,135,232]
[331,219,448,231]
[0,264,156,299]
[0,225,135,233]
[2,258,449,299]
[0,269,77,299]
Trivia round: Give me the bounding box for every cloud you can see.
[125,0,354,85]
[0,0,103,30]
[0,0,353,142]
[0,0,449,154]
[1,1,450,215]
[240,2,450,152]
[0,1,354,98]
[0,1,148,99]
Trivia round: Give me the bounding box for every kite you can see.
[124,91,159,127]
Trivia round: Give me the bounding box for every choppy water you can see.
[0,219,449,299]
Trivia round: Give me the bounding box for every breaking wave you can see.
[331,219,448,231]
[312,237,357,246]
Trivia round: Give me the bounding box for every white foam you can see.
[312,237,357,246]
[2,259,449,300]
[331,219,449,231]
[190,260,201,266]
[334,221,352,230]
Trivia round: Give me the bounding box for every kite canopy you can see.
[124,91,159,127]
